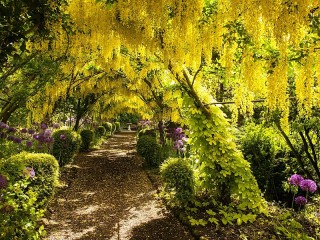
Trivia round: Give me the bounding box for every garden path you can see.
[45,131,193,240]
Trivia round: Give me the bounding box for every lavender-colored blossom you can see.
[40,123,48,129]
[60,134,66,141]
[20,128,28,133]
[53,123,60,129]
[44,129,52,138]
[24,167,35,178]
[26,141,33,148]
[289,174,304,186]
[177,140,184,147]
[294,196,307,206]
[0,174,8,189]
[44,137,53,143]
[39,134,46,142]
[299,179,318,193]
[33,134,39,140]
[7,127,16,133]
[0,122,9,129]
[7,135,14,141]
[28,129,35,135]
[37,145,43,149]
[13,137,22,144]
[175,128,183,134]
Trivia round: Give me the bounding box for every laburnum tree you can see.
[23,0,320,222]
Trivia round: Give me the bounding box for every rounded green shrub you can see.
[137,135,162,167]
[0,152,58,239]
[80,129,94,151]
[103,122,113,134]
[160,157,194,205]
[95,126,106,138]
[52,130,81,166]
[115,121,121,132]
[0,152,59,205]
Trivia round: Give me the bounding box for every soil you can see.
[45,131,193,240]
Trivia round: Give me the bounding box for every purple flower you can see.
[0,174,8,189]
[60,134,66,141]
[289,174,304,186]
[7,127,16,133]
[28,129,35,135]
[0,122,9,129]
[26,141,33,148]
[294,196,307,206]
[177,140,184,147]
[53,123,60,129]
[175,128,183,134]
[44,129,52,138]
[7,135,14,141]
[13,137,22,144]
[299,179,318,193]
[40,123,48,129]
[44,137,53,143]
[20,128,28,133]
[33,134,39,140]
[24,167,35,178]
[37,145,43,149]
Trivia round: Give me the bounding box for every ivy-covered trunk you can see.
[182,93,266,218]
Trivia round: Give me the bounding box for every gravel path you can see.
[45,131,193,240]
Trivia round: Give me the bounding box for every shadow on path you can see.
[45,132,193,240]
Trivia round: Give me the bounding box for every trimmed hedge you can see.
[103,122,113,134]
[0,152,59,204]
[0,152,59,239]
[136,135,162,167]
[52,130,81,166]
[80,129,94,151]
[160,157,194,206]
[114,121,121,132]
[95,126,106,138]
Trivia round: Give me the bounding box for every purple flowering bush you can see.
[165,127,189,158]
[0,122,61,159]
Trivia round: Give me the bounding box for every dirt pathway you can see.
[45,131,194,240]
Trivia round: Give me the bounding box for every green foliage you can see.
[182,94,267,223]
[160,157,194,206]
[1,152,59,205]
[0,177,46,239]
[52,130,81,166]
[138,129,157,138]
[95,126,106,138]
[114,121,121,132]
[239,123,289,201]
[137,135,162,167]
[0,152,59,239]
[80,129,94,151]
[273,209,315,240]
[103,122,113,134]
[118,112,140,124]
